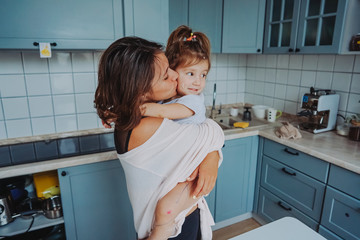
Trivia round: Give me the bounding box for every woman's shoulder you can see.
[128,117,165,150]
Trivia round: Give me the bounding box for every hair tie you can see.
[183,33,197,42]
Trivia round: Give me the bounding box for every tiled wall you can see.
[1,51,359,139]
[0,51,102,139]
[245,54,360,118]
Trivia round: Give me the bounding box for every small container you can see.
[348,126,360,141]
[230,107,239,117]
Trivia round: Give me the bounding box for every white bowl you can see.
[252,105,268,119]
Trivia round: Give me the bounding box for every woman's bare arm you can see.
[142,102,194,120]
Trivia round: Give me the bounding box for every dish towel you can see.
[117,118,225,240]
[275,122,302,140]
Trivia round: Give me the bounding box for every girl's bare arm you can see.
[141,102,194,120]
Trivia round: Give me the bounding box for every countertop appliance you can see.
[298,87,339,134]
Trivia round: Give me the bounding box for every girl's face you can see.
[176,60,209,96]
[146,53,179,102]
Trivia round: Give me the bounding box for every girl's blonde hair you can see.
[166,25,211,70]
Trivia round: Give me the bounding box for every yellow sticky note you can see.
[39,42,52,58]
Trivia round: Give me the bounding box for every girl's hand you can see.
[187,151,219,199]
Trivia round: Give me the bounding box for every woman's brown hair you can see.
[166,25,211,70]
[94,37,163,130]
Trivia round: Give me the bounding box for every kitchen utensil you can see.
[42,195,63,219]
[267,108,282,122]
[242,107,251,121]
[230,107,239,117]
[0,192,14,226]
[252,105,268,119]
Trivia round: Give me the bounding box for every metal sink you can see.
[212,114,269,130]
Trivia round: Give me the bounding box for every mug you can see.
[267,108,282,122]
[230,107,239,117]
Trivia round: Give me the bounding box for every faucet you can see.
[211,83,217,119]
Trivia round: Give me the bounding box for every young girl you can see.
[143,26,216,240]
[141,25,210,125]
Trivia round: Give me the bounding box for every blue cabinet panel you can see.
[258,187,318,230]
[215,136,258,222]
[58,160,136,240]
[124,0,169,46]
[328,164,360,200]
[222,0,266,53]
[263,139,329,182]
[318,225,343,240]
[260,156,325,221]
[0,0,124,49]
[188,0,223,53]
[321,186,360,240]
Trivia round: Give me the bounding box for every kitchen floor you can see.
[213,218,261,240]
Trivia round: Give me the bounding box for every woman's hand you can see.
[187,151,220,199]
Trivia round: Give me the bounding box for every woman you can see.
[94,37,224,240]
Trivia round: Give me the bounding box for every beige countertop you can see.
[0,121,359,179]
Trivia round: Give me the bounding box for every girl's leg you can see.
[148,180,199,240]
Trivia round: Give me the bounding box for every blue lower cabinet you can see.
[58,160,136,240]
[318,225,343,240]
[260,156,325,221]
[215,136,258,222]
[321,186,360,240]
[205,187,216,217]
[258,187,318,230]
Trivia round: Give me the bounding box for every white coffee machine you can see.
[298,87,340,134]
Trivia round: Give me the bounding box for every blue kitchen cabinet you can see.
[215,136,259,222]
[0,0,124,50]
[169,0,223,53]
[320,165,360,240]
[263,0,354,54]
[58,160,136,240]
[124,0,169,46]
[254,138,328,230]
[188,0,223,53]
[222,0,266,53]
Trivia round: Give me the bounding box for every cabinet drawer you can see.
[263,139,329,182]
[328,165,360,200]
[258,187,318,230]
[318,225,343,240]
[261,156,325,221]
[321,186,360,240]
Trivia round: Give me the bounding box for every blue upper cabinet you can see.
[222,0,266,53]
[263,0,301,54]
[124,0,170,46]
[188,0,223,53]
[169,0,223,53]
[0,0,124,50]
[264,0,360,54]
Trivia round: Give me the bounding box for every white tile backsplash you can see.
[0,50,359,139]
[53,95,76,115]
[0,75,26,97]
[22,52,49,73]
[50,73,74,94]
[0,52,23,74]
[25,74,51,96]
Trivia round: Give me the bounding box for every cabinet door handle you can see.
[61,171,67,177]
[33,42,57,47]
[282,167,296,176]
[288,48,294,52]
[284,148,299,156]
[295,48,300,52]
[257,48,261,53]
[277,201,292,211]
